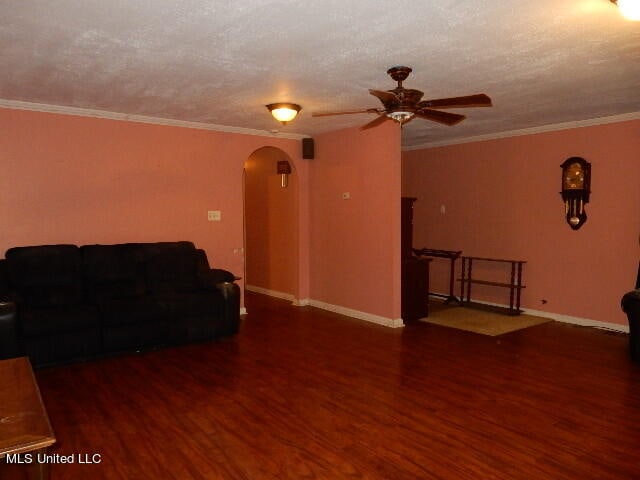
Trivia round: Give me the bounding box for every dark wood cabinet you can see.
[401,197,417,260]
[401,197,429,322]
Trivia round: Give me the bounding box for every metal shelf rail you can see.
[458,256,526,315]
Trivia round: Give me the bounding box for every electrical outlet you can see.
[207,210,221,222]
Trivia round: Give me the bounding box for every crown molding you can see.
[403,111,640,151]
[7,99,636,151]
[0,98,310,140]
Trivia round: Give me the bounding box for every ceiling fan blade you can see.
[311,108,378,117]
[369,89,399,105]
[360,114,391,130]
[416,109,466,126]
[419,94,492,109]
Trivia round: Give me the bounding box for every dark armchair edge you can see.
[0,301,20,360]
[621,289,640,310]
[215,281,241,336]
[621,289,640,362]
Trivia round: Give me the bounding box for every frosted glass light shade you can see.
[266,103,301,124]
[387,111,415,123]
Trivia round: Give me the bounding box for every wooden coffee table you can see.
[0,357,56,480]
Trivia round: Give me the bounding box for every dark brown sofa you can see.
[0,241,240,367]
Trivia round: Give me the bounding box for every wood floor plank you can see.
[20,292,640,479]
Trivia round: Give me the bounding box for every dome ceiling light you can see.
[266,103,302,125]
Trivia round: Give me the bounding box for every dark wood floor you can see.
[26,293,640,479]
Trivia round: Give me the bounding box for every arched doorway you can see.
[243,147,299,303]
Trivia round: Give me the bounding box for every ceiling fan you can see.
[312,66,492,129]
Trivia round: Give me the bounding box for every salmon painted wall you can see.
[310,122,402,320]
[244,147,298,297]
[0,107,310,304]
[402,120,640,325]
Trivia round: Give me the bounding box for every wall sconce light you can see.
[560,157,591,230]
[277,160,292,188]
[611,0,640,20]
[266,103,302,125]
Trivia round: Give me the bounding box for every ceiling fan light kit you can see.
[611,0,640,21]
[312,66,492,130]
[387,111,415,123]
[266,103,301,125]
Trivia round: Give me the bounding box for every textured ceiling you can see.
[1,0,639,148]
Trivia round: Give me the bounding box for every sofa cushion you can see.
[146,250,200,293]
[20,304,100,337]
[6,245,80,286]
[159,290,223,317]
[125,241,196,266]
[6,245,82,306]
[98,295,170,326]
[102,321,171,352]
[17,285,83,308]
[82,244,146,299]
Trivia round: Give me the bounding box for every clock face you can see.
[564,162,584,189]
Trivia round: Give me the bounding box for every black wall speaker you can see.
[302,138,314,159]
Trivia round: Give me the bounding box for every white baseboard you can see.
[245,286,310,308]
[521,307,628,333]
[307,299,404,329]
[246,285,295,302]
[245,286,403,328]
[244,287,628,333]
[429,293,629,333]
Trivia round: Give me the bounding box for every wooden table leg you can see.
[28,448,50,480]
[460,257,466,304]
[516,262,524,313]
[0,451,50,480]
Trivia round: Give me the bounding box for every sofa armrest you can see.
[210,268,236,283]
[198,268,236,290]
[622,289,640,362]
[622,289,640,313]
[215,281,241,336]
[0,301,20,360]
